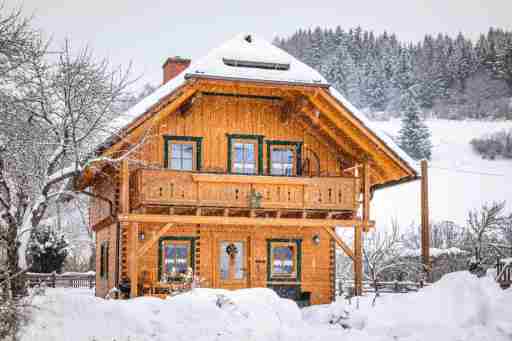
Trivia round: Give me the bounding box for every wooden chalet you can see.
[77,33,419,305]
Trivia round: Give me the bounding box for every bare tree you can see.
[363,222,422,302]
[466,201,505,264]
[0,37,134,296]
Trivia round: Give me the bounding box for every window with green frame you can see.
[163,136,202,171]
[227,134,264,175]
[267,239,302,282]
[266,141,302,176]
[158,237,196,281]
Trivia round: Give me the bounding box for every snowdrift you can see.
[22,272,512,341]
[305,271,512,341]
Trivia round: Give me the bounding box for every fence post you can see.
[51,272,56,288]
[89,275,94,289]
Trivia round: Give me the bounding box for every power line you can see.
[427,165,506,177]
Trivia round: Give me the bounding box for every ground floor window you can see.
[159,237,195,281]
[267,239,301,281]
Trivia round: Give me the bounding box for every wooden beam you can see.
[305,91,407,182]
[362,160,370,224]
[316,89,415,177]
[192,172,341,186]
[353,224,363,296]
[300,107,362,162]
[323,226,354,259]
[91,215,115,231]
[137,223,175,258]
[120,159,130,214]
[118,213,367,228]
[421,160,431,272]
[130,223,139,298]
[102,85,198,158]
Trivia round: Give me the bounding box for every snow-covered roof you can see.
[103,33,417,177]
[107,33,328,136]
[185,33,328,86]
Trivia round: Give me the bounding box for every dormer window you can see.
[222,58,290,71]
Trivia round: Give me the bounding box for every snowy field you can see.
[371,119,512,229]
[21,271,512,341]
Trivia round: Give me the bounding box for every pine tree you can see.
[398,89,432,160]
[27,225,69,273]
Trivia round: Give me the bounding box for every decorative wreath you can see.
[225,243,238,257]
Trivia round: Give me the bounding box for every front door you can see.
[217,237,249,289]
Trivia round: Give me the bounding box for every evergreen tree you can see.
[27,225,69,273]
[398,89,432,160]
[276,26,512,119]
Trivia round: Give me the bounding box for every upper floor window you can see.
[267,141,302,176]
[164,136,202,171]
[227,134,263,175]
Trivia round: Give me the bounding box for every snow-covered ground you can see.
[372,119,512,228]
[21,271,512,341]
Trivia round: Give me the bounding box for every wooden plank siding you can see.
[125,93,346,175]
[131,224,334,305]
[86,83,392,303]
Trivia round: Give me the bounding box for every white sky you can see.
[17,0,512,89]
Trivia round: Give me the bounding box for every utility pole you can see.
[421,160,431,278]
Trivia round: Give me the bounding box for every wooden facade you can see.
[80,43,417,305]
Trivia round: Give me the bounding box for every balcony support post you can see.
[353,223,363,296]
[120,159,130,214]
[362,160,370,228]
[130,222,139,298]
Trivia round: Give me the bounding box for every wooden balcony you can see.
[130,169,359,215]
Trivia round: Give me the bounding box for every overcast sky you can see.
[18,0,512,90]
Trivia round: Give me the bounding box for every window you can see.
[233,140,256,174]
[267,240,301,281]
[227,134,263,175]
[100,241,109,280]
[164,136,202,171]
[159,237,195,281]
[270,146,294,176]
[267,141,302,176]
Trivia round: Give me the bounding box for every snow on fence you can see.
[23,272,95,289]
[336,279,427,296]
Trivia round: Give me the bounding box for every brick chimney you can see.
[162,56,191,84]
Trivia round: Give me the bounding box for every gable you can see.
[85,33,418,190]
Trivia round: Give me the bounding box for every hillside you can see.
[371,119,512,228]
[276,27,512,120]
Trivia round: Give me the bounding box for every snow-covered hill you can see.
[371,119,512,229]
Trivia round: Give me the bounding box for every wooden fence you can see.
[336,279,427,296]
[496,258,512,289]
[24,272,95,289]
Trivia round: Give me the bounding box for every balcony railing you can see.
[130,169,358,212]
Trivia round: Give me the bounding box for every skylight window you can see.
[222,58,290,71]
